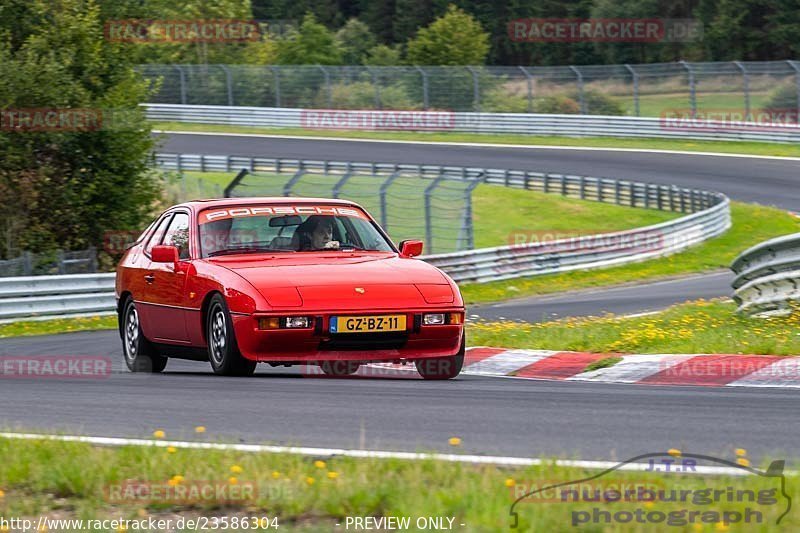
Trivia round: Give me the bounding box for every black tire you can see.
[319,361,361,377]
[206,294,257,376]
[415,336,465,380]
[121,298,167,373]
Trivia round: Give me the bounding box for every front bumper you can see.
[232,308,464,362]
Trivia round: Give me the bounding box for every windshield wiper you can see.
[208,247,295,257]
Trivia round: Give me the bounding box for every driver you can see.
[295,215,338,251]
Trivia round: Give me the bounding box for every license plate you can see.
[330,315,406,333]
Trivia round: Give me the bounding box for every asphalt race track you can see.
[2,330,799,465]
[3,134,800,464]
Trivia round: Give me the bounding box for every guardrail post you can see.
[543,173,550,193]
[416,66,429,110]
[519,66,534,113]
[680,61,696,118]
[173,65,187,105]
[424,173,447,254]
[569,66,586,114]
[734,61,750,120]
[615,181,621,204]
[629,183,636,207]
[271,66,281,107]
[560,175,567,196]
[379,170,401,230]
[787,61,800,121]
[579,176,586,199]
[624,64,640,117]
[219,65,234,106]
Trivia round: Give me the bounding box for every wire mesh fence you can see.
[225,167,480,255]
[0,248,98,277]
[139,61,800,118]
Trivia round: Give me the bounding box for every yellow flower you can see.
[117,525,128,533]
[448,437,462,446]
[271,471,281,479]
[137,509,148,518]
[314,460,326,469]
[504,478,515,487]
[736,458,750,467]
[167,478,180,487]
[715,522,729,531]
[228,477,238,485]
[152,429,165,439]
[171,475,184,483]
[195,426,206,434]
[735,448,747,457]
[230,465,243,474]
[0,488,4,499]
[327,471,339,479]
[667,448,681,457]
[166,446,177,454]
[305,477,315,485]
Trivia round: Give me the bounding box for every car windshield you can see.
[198,204,395,258]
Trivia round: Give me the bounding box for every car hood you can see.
[210,253,452,310]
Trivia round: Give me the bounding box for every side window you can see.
[145,214,173,255]
[162,213,191,259]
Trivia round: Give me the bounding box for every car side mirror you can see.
[399,240,423,258]
[151,245,179,264]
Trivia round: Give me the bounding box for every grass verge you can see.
[468,299,800,356]
[0,316,117,339]
[0,436,792,531]
[152,121,800,158]
[461,202,799,305]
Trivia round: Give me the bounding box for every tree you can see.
[336,18,376,64]
[405,4,490,65]
[364,44,403,66]
[275,12,342,64]
[0,0,158,258]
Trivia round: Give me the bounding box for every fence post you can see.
[173,65,187,105]
[332,164,354,199]
[219,65,234,106]
[317,65,332,108]
[734,61,750,120]
[23,251,33,275]
[461,172,485,251]
[788,61,800,122]
[624,64,639,116]
[283,169,306,196]
[379,170,401,231]
[466,66,480,112]
[519,66,534,113]
[680,61,696,117]
[366,66,381,109]
[56,250,65,275]
[416,66,430,110]
[569,66,586,114]
[424,173,447,254]
[271,66,281,107]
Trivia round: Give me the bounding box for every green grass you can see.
[152,121,800,158]
[0,316,117,338]
[583,356,623,373]
[617,91,770,118]
[468,299,800,355]
[0,436,793,531]
[461,202,800,305]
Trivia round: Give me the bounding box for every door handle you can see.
[144,274,155,284]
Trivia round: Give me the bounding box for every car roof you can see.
[173,197,364,212]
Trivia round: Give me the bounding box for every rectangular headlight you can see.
[423,313,446,325]
[285,316,311,328]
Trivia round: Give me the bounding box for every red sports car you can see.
[116,198,465,379]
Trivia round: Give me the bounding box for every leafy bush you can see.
[762,81,799,119]
[315,81,418,110]
[533,95,581,114]
[571,90,625,115]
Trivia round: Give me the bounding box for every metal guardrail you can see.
[0,273,115,322]
[731,234,800,316]
[145,104,800,143]
[2,157,730,320]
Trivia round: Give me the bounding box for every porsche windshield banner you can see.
[198,205,367,224]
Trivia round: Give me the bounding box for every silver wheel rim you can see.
[124,305,139,362]
[210,305,227,366]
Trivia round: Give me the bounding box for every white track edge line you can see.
[155,130,800,161]
[0,431,759,475]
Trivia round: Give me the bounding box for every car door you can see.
[142,211,192,343]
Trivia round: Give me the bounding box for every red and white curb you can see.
[348,348,799,387]
[459,348,800,388]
